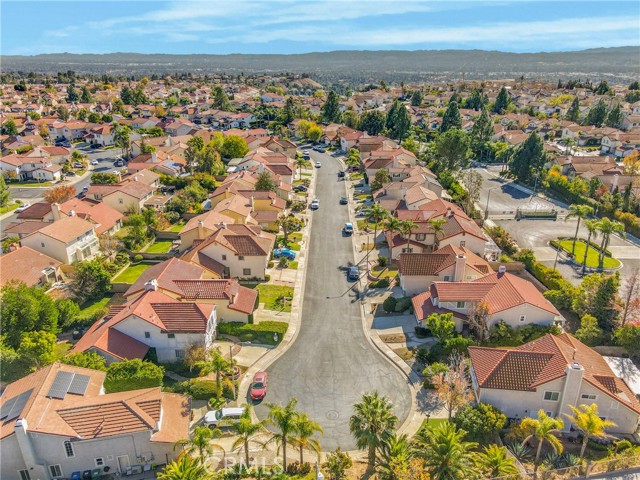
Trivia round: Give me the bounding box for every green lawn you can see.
[79,294,113,318]
[372,266,399,279]
[243,284,295,312]
[113,263,153,283]
[288,261,299,270]
[557,239,621,269]
[166,221,186,232]
[419,417,448,432]
[0,203,20,215]
[114,226,130,239]
[289,232,303,242]
[217,321,288,346]
[145,239,173,253]
[10,181,53,187]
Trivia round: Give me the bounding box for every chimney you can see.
[197,220,205,239]
[250,195,255,210]
[144,279,158,292]
[498,265,506,276]
[69,210,76,217]
[134,175,139,182]
[447,207,454,218]
[151,152,157,162]
[454,254,466,282]
[51,202,61,221]
[559,362,584,432]
[612,173,619,192]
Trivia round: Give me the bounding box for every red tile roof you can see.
[469,334,640,414]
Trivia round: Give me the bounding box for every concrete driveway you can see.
[254,149,411,451]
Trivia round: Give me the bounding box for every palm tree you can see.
[476,444,518,478]
[349,391,398,468]
[428,218,447,250]
[581,219,600,276]
[174,426,224,464]
[412,421,479,480]
[520,410,564,467]
[559,137,577,156]
[295,156,306,180]
[196,347,234,396]
[228,405,270,467]
[158,452,211,480]
[364,203,390,249]
[566,404,617,458]
[291,412,323,464]
[399,219,417,254]
[596,218,625,269]
[565,204,594,256]
[265,397,299,468]
[376,433,414,480]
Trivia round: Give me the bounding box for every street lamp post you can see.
[484,189,492,220]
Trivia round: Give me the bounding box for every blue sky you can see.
[2,1,639,55]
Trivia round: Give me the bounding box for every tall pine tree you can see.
[565,96,581,122]
[470,108,493,160]
[509,132,546,183]
[605,103,623,128]
[440,101,462,133]
[386,100,411,141]
[322,91,342,123]
[585,98,608,127]
[492,87,511,114]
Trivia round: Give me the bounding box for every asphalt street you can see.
[254,150,411,451]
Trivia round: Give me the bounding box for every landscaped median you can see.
[551,237,621,269]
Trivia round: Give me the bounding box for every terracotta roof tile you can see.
[0,246,61,287]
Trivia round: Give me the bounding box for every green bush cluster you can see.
[452,403,507,443]
[516,249,575,310]
[487,321,560,347]
[169,379,236,400]
[369,278,390,288]
[104,359,164,393]
[382,296,412,313]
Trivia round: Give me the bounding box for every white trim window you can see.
[18,471,31,480]
[581,394,597,400]
[64,440,74,457]
[543,391,560,401]
[95,458,105,467]
[49,465,63,478]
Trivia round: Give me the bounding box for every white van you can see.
[203,407,244,428]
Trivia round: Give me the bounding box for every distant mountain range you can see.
[2,47,638,84]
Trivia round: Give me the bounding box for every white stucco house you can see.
[0,363,189,480]
[468,333,640,435]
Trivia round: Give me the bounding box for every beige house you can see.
[469,334,640,434]
[398,245,494,296]
[20,215,99,264]
[0,363,189,480]
[182,223,275,280]
[412,268,562,332]
[179,212,236,251]
[0,246,62,287]
[101,181,155,214]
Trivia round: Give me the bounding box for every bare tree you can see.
[621,268,640,326]
[467,300,491,342]
[431,352,473,419]
[98,234,119,261]
[460,170,483,215]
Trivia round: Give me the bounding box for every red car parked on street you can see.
[250,371,268,401]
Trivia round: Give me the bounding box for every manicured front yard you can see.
[79,294,113,318]
[419,417,447,431]
[217,321,288,346]
[165,221,186,232]
[113,263,153,283]
[9,181,54,187]
[556,239,621,269]
[242,284,295,312]
[372,265,399,279]
[288,261,299,270]
[0,202,20,214]
[145,239,173,253]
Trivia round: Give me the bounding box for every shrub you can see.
[133,254,143,263]
[104,359,164,393]
[422,361,448,388]
[370,278,390,288]
[414,326,432,338]
[382,296,397,313]
[486,225,518,255]
[377,256,388,267]
[164,211,181,224]
[278,257,290,269]
[452,403,507,443]
[394,297,412,313]
[188,380,218,400]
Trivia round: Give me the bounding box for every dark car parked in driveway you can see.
[347,266,359,281]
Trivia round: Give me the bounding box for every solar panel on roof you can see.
[0,389,33,422]
[47,371,74,399]
[68,374,90,396]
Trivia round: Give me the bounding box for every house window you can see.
[581,394,597,400]
[610,402,619,410]
[41,242,45,247]
[64,440,74,457]
[243,268,251,276]
[456,301,466,308]
[95,458,105,467]
[443,275,451,281]
[167,333,175,339]
[401,247,413,253]
[543,391,560,401]
[49,465,63,477]
[119,198,123,204]
[175,349,185,359]
[144,332,150,338]
[238,255,245,260]
[18,470,31,480]
[459,241,466,247]
[519,315,526,322]
[222,254,227,261]
[416,234,426,241]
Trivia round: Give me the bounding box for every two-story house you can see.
[468,333,640,434]
[20,215,99,264]
[0,363,189,480]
